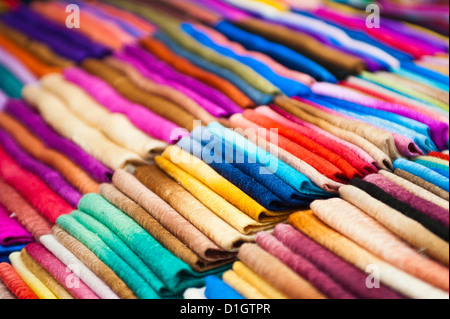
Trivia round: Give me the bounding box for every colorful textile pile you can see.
[0,0,448,299]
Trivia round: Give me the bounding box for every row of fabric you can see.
[0,0,448,300]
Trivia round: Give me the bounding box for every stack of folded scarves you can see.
[0,0,448,299]
[335,0,449,36]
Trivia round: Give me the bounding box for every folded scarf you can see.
[52,226,137,299]
[415,160,449,177]
[395,169,449,201]
[0,178,52,240]
[289,211,448,299]
[134,165,254,252]
[311,198,449,292]
[204,275,243,299]
[40,74,167,159]
[414,159,449,178]
[339,185,449,266]
[98,183,234,273]
[4,99,113,184]
[0,146,73,224]
[0,262,38,299]
[222,269,267,299]
[0,204,33,246]
[237,243,326,299]
[21,85,144,170]
[9,251,56,299]
[230,261,289,299]
[0,243,26,263]
[39,234,119,299]
[416,62,449,76]
[0,63,23,98]
[416,155,449,167]
[429,152,450,161]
